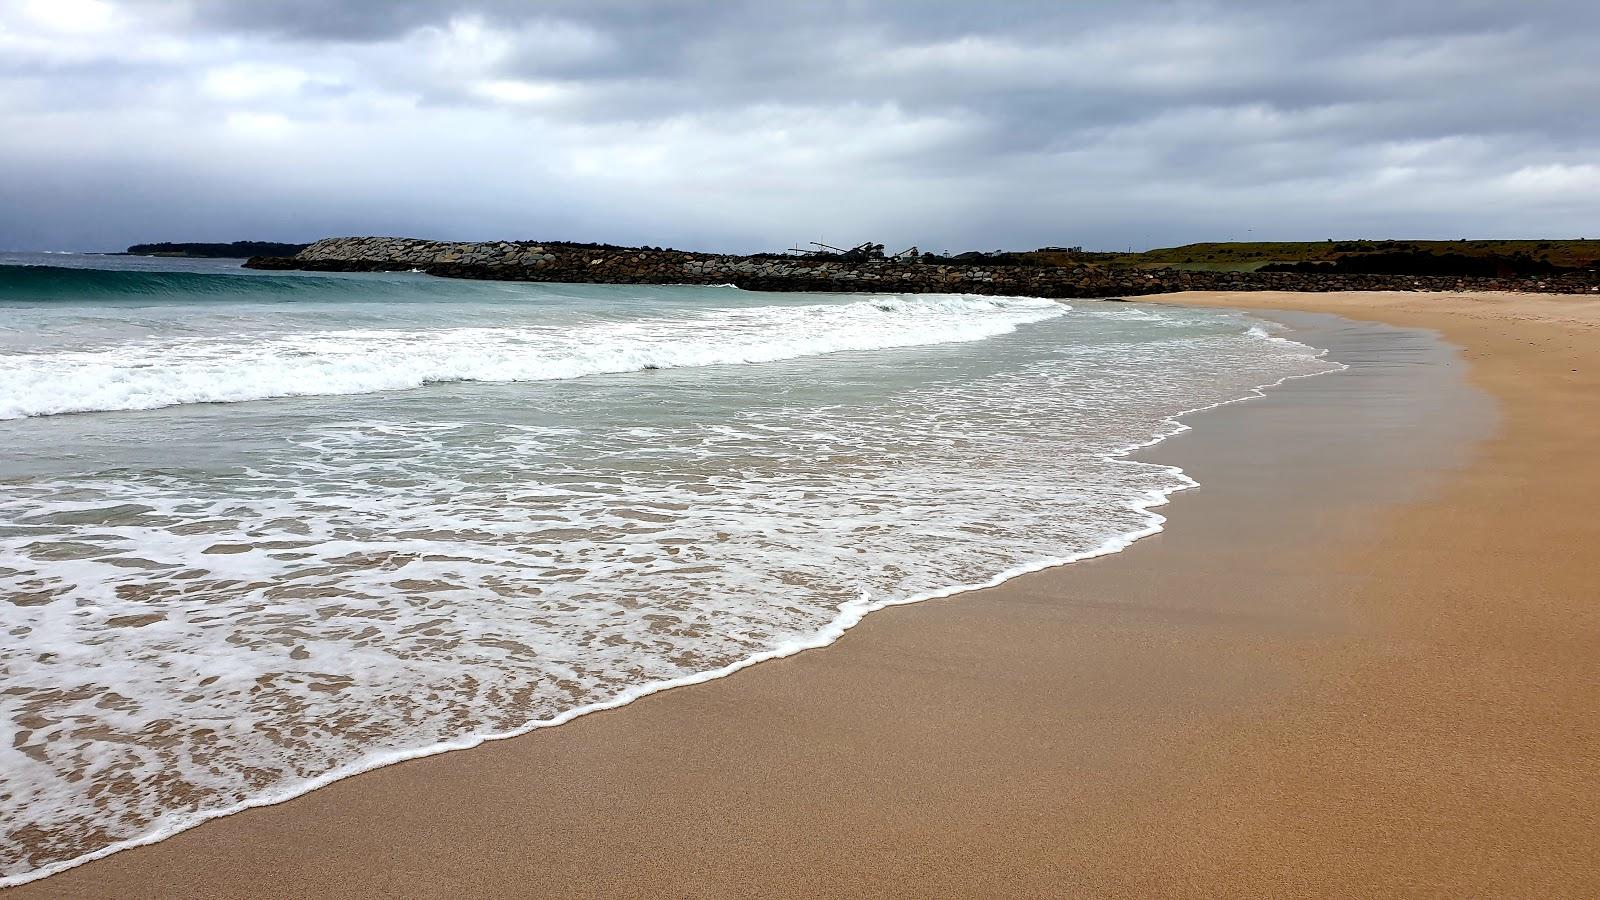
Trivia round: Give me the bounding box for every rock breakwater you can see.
[246,237,1600,297]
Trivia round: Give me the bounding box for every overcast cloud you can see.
[2,0,1597,252]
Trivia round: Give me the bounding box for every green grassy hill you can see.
[1090,239,1600,272]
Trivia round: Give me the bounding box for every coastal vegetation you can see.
[124,241,310,258]
[1080,239,1600,273]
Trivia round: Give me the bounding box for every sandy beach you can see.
[9,290,1598,898]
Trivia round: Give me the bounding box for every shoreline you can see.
[0,305,1339,888]
[10,290,1600,896]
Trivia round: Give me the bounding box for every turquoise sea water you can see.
[0,252,1335,883]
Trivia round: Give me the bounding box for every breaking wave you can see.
[0,284,1063,419]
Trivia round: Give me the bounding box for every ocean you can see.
[0,252,1336,883]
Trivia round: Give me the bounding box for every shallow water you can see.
[0,254,1335,882]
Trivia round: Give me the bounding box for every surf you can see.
[0,276,1065,419]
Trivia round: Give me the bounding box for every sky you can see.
[2,0,1597,253]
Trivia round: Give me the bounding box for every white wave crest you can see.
[0,294,1064,419]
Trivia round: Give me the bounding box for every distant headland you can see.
[245,237,1600,298]
[123,241,311,258]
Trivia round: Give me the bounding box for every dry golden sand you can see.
[8,290,1599,898]
[1113,292,1600,896]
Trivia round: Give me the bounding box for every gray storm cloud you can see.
[1,0,1596,252]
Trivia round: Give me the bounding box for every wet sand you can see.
[10,290,1599,897]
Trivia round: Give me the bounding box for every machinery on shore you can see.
[787,241,920,261]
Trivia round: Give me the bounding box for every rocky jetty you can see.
[246,237,1600,297]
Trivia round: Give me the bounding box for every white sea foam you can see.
[0,293,1062,419]
[0,288,1339,886]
